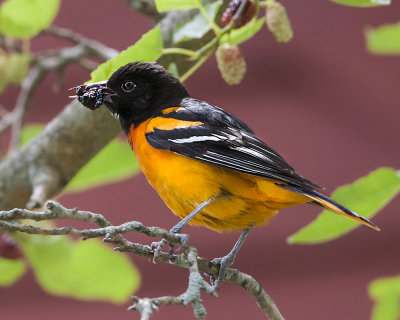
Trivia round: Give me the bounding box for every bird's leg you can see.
[210,226,253,289]
[151,198,214,263]
[170,198,214,234]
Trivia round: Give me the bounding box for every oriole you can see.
[74,61,379,287]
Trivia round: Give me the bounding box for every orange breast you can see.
[129,120,309,232]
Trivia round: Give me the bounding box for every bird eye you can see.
[122,80,136,92]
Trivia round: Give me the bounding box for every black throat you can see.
[104,62,190,133]
[119,85,189,133]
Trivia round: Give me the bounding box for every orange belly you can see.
[130,121,309,232]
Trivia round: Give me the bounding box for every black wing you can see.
[146,98,321,190]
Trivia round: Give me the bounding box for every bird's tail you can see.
[277,184,380,231]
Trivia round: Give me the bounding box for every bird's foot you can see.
[150,238,168,263]
[151,232,189,264]
[209,254,235,289]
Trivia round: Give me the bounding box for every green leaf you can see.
[65,138,140,193]
[19,124,43,146]
[20,125,141,192]
[369,275,400,320]
[20,234,140,303]
[168,62,179,78]
[6,53,30,84]
[366,22,400,55]
[287,167,400,244]
[0,257,26,286]
[0,0,60,38]
[90,26,164,83]
[329,0,390,7]
[219,17,265,46]
[154,0,200,12]
[173,1,221,43]
[0,52,30,94]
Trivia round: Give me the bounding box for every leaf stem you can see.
[22,39,30,54]
[166,0,252,83]
[197,4,222,36]
[162,48,199,58]
[180,49,213,83]
[196,36,220,56]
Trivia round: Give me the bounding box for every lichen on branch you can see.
[0,201,285,320]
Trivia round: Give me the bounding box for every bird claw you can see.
[151,239,167,263]
[203,272,221,291]
[208,255,234,289]
[150,232,189,264]
[173,233,189,249]
[211,256,224,265]
[169,225,181,234]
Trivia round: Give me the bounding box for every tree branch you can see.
[0,26,119,153]
[0,201,285,320]
[8,67,43,151]
[0,3,286,319]
[0,28,120,209]
[43,25,119,61]
[0,100,120,210]
[0,2,227,210]
[129,247,218,320]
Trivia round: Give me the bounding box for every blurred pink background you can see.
[1,0,400,319]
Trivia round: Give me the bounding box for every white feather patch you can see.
[170,136,221,144]
[233,146,269,160]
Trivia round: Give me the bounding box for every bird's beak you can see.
[69,80,114,98]
[70,80,115,110]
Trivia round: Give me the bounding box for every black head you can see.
[75,62,190,132]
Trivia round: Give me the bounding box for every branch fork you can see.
[0,201,284,319]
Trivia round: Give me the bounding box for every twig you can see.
[43,25,118,61]
[120,0,160,18]
[0,202,188,245]
[225,269,285,319]
[0,106,15,133]
[129,247,218,319]
[0,201,285,320]
[78,58,98,71]
[0,28,121,210]
[2,26,119,153]
[0,34,21,53]
[8,67,43,151]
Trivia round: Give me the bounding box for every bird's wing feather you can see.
[145,98,321,190]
